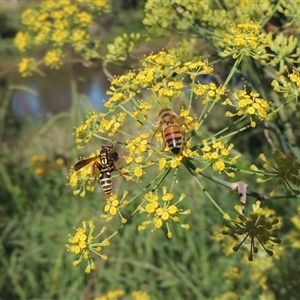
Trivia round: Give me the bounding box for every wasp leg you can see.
[113,158,142,183]
[90,161,102,176]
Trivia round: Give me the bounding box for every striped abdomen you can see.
[99,166,113,195]
[163,124,184,154]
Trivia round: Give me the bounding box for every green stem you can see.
[120,104,144,126]
[188,79,195,110]
[194,175,226,215]
[184,158,300,201]
[0,84,38,148]
[224,53,244,87]
[38,112,70,135]
[191,117,250,150]
[169,168,178,193]
[211,121,251,142]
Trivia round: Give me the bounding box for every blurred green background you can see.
[1,1,300,300]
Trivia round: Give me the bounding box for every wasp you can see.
[74,144,122,195]
[152,108,186,154]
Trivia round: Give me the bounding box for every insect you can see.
[152,108,186,154]
[74,144,122,195]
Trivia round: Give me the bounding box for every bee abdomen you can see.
[169,142,182,154]
[164,126,184,154]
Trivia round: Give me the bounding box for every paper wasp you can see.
[74,144,123,195]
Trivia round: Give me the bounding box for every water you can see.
[10,64,116,118]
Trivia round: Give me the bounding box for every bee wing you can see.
[150,125,166,151]
[150,125,159,145]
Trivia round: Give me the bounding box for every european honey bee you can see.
[74,144,122,195]
[152,108,186,154]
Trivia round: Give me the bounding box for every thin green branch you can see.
[183,158,300,202]
[38,112,70,135]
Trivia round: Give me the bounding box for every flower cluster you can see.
[68,151,100,197]
[95,290,125,300]
[30,154,65,176]
[66,221,109,273]
[143,2,178,36]
[271,70,300,104]
[74,112,111,149]
[69,52,228,192]
[137,187,191,238]
[234,1,274,23]
[95,289,151,300]
[106,33,141,62]
[278,1,300,27]
[42,0,298,270]
[265,33,300,74]
[191,82,227,104]
[44,48,64,69]
[14,0,110,75]
[222,201,281,261]
[218,22,269,60]
[217,243,284,299]
[223,89,271,127]
[200,139,240,176]
[287,205,300,249]
[252,150,300,196]
[68,50,257,215]
[105,51,214,109]
[17,57,39,77]
[101,192,129,223]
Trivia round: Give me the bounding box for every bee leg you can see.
[181,122,189,129]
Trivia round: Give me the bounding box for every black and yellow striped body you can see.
[97,144,119,195]
[99,165,113,194]
[74,144,121,195]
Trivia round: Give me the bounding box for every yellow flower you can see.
[14,32,30,52]
[134,167,143,178]
[66,222,109,271]
[70,29,86,42]
[219,21,268,61]
[44,49,64,68]
[75,11,93,26]
[138,187,190,237]
[18,57,38,77]
[51,29,69,45]
[131,290,151,300]
[158,158,167,171]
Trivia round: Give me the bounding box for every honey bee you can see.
[152,108,186,154]
[74,144,121,195]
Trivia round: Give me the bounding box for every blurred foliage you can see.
[1,0,300,300]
